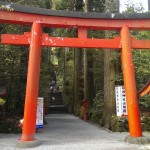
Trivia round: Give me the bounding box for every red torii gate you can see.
[0,1,150,147]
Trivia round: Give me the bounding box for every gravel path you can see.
[0,114,150,150]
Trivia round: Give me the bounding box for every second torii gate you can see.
[0,1,150,147]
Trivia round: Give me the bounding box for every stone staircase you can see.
[47,92,67,114]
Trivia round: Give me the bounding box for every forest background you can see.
[0,0,150,132]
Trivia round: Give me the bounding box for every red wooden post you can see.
[83,106,87,121]
[121,26,142,137]
[81,99,88,122]
[22,22,42,141]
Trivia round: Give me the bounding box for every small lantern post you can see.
[81,99,88,121]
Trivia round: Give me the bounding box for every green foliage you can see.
[90,90,104,123]
[52,0,75,10]
[0,1,54,114]
[92,50,104,92]
[122,0,144,13]
[115,72,123,85]
[132,30,150,108]
[0,5,14,11]
[140,95,150,108]
[39,47,54,100]
[79,107,84,119]
[5,0,52,8]
[0,117,21,133]
[111,114,128,132]
[89,0,105,12]
[0,98,6,105]
[61,49,74,111]
[0,23,31,113]
[0,1,57,132]
[105,0,119,13]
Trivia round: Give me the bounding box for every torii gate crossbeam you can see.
[1,32,150,49]
[0,1,150,147]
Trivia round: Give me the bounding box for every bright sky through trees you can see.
[120,0,148,12]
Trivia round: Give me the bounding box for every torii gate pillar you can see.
[121,26,149,144]
[17,22,42,148]
[121,26,142,137]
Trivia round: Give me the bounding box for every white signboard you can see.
[36,97,44,128]
[115,86,128,116]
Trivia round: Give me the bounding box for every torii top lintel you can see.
[0,1,150,30]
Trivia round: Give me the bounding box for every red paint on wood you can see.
[22,23,42,141]
[2,33,150,49]
[1,10,150,30]
[121,26,142,137]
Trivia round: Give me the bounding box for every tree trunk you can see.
[148,0,150,11]
[102,49,116,128]
[83,49,88,98]
[73,48,83,115]
[83,0,95,106]
[63,48,67,99]
[83,0,88,99]
[73,0,84,115]
[102,0,120,129]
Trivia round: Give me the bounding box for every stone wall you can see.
[111,114,150,132]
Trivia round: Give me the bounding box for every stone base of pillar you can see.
[16,139,41,148]
[125,135,150,144]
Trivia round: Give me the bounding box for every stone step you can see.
[50,101,63,105]
[47,105,68,114]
